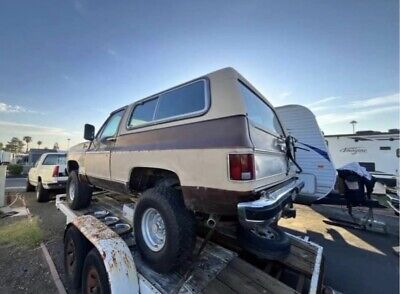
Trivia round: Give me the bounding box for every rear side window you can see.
[42,154,66,165]
[129,99,158,127]
[128,80,207,128]
[155,80,206,120]
[239,82,284,136]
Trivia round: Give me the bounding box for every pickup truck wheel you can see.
[64,226,89,289]
[237,224,291,260]
[26,179,35,192]
[36,181,49,202]
[82,248,111,294]
[67,171,92,210]
[134,186,196,273]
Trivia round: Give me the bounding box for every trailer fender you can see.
[71,215,139,294]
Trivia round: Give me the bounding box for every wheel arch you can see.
[128,166,181,192]
[67,160,79,174]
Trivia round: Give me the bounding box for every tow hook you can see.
[282,203,296,219]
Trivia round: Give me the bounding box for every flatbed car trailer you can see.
[56,191,327,294]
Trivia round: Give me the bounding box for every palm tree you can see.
[37,141,42,148]
[23,136,32,153]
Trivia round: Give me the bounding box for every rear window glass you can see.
[42,154,66,165]
[239,81,284,136]
[128,80,207,128]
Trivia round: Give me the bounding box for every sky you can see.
[0,0,399,150]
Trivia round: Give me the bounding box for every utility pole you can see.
[350,120,357,134]
[67,138,71,150]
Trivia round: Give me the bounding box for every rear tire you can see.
[134,185,196,273]
[67,171,92,210]
[82,248,111,294]
[64,226,89,289]
[36,181,49,202]
[26,179,35,192]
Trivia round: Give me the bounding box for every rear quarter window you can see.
[239,81,284,136]
[128,80,207,128]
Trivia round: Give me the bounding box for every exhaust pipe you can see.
[206,214,217,229]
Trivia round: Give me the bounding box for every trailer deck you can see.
[56,191,325,293]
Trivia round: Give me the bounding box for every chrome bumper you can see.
[237,178,304,228]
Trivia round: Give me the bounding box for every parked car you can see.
[26,152,68,202]
[67,67,304,273]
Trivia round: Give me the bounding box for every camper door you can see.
[276,105,337,203]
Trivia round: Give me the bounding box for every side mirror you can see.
[84,124,95,141]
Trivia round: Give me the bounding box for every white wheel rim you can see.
[69,182,75,201]
[141,208,166,252]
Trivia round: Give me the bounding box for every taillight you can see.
[229,154,255,180]
[52,165,59,177]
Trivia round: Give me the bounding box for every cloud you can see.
[306,93,399,126]
[0,102,40,113]
[280,91,292,98]
[0,121,72,136]
[350,93,399,108]
[316,105,398,126]
[307,96,340,108]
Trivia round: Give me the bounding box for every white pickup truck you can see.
[26,152,68,202]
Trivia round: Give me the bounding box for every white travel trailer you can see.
[276,105,337,203]
[325,130,400,186]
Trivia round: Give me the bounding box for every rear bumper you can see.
[43,180,67,190]
[237,178,304,228]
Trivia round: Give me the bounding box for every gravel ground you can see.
[0,210,57,293]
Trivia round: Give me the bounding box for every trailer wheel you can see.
[36,181,49,202]
[26,179,35,192]
[134,186,196,273]
[82,248,111,294]
[237,224,291,260]
[67,170,92,210]
[64,226,89,289]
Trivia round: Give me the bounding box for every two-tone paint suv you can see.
[66,68,304,273]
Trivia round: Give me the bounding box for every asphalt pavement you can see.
[5,176,27,190]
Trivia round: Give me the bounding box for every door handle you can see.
[106,137,116,142]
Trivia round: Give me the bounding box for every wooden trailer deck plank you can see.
[228,257,298,294]
[204,279,237,294]
[216,263,271,294]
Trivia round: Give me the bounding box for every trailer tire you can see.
[134,186,196,273]
[36,181,49,202]
[26,179,35,192]
[237,224,291,260]
[67,170,92,210]
[82,248,111,294]
[64,226,89,289]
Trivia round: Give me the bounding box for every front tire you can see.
[82,248,111,294]
[134,185,196,273]
[26,179,35,192]
[67,171,92,210]
[36,181,49,202]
